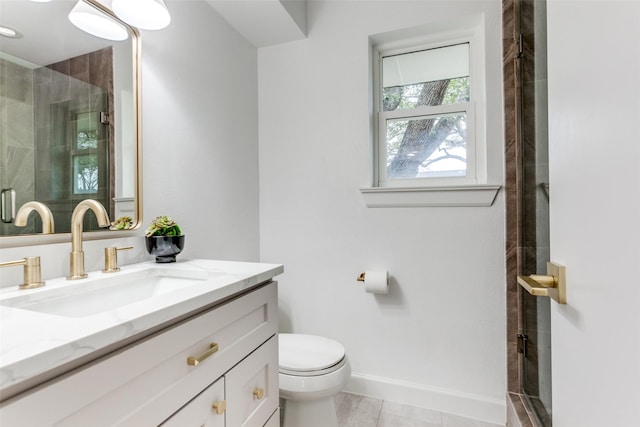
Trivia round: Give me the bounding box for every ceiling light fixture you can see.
[0,26,20,39]
[111,0,171,30]
[68,0,129,41]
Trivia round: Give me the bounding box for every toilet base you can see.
[281,396,339,427]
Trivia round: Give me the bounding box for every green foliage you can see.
[443,77,470,104]
[145,215,182,237]
[383,77,469,111]
[383,77,470,165]
[110,216,133,230]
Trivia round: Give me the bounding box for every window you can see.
[373,32,484,188]
[73,154,99,194]
[72,112,103,195]
[362,18,499,207]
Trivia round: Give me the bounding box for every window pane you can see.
[386,112,467,179]
[75,112,99,149]
[382,44,470,111]
[73,154,99,194]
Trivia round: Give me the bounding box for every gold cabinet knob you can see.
[212,400,226,415]
[253,387,265,400]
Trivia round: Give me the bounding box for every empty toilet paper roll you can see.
[358,270,389,294]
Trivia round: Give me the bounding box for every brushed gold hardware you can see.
[102,246,134,273]
[517,262,566,304]
[0,256,45,289]
[253,387,265,400]
[187,343,219,366]
[68,200,110,280]
[357,272,366,282]
[212,400,226,415]
[15,201,55,234]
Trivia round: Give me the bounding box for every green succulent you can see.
[110,216,133,230]
[145,215,182,237]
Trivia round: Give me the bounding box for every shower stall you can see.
[503,0,552,423]
[517,0,551,425]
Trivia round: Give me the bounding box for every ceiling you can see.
[0,0,307,68]
[204,0,307,48]
[0,0,115,66]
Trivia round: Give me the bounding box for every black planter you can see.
[145,235,185,263]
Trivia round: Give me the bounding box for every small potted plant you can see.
[110,216,134,230]
[144,215,185,263]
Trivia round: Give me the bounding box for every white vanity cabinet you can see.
[162,335,278,427]
[0,281,279,427]
[162,377,226,427]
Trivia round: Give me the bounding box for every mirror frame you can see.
[0,0,143,248]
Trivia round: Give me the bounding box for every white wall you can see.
[142,1,260,262]
[0,1,260,285]
[258,0,506,423]
[1,1,508,423]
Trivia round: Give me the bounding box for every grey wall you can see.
[0,59,35,234]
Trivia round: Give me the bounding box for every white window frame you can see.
[372,26,487,189]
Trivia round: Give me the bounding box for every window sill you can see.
[359,185,501,207]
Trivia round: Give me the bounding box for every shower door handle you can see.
[517,262,566,304]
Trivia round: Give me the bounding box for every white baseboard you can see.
[344,372,506,425]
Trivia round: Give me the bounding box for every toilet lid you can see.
[279,334,346,374]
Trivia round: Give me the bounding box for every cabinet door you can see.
[264,408,280,427]
[226,336,278,427]
[161,377,226,427]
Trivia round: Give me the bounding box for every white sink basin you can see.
[0,268,211,318]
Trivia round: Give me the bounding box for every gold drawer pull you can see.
[187,343,219,366]
[253,387,265,400]
[212,400,226,415]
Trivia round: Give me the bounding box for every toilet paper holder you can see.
[355,271,390,294]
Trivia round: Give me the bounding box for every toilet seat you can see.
[279,334,346,377]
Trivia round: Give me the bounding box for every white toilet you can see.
[278,333,351,427]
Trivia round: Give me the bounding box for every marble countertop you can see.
[0,259,283,399]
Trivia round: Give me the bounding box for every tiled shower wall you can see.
[0,59,36,235]
[35,47,114,233]
[0,48,114,236]
[503,0,543,426]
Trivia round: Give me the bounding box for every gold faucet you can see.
[15,201,55,234]
[68,199,110,280]
[0,256,45,289]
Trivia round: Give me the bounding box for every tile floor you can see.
[335,392,505,427]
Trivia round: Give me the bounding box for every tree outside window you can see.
[377,42,476,185]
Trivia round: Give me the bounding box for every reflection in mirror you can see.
[0,0,140,242]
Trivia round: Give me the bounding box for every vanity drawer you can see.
[0,282,278,426]
[225,335,278,427]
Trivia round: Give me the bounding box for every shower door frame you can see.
[503,0,553,425]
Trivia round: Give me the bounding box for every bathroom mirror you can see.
[0,0,141,246]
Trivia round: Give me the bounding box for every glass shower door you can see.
[518,0,552,425]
